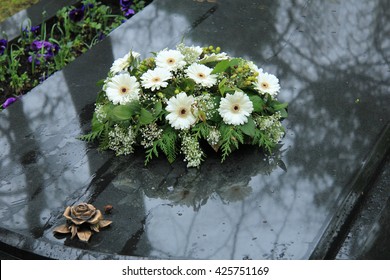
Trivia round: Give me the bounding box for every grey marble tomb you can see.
[0,0,389,259]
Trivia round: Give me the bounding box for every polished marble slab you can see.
[0,0,389,259]
[0,0,79,41]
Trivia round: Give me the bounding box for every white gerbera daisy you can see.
[106,73,140,105]
[166,92,197,130]
[247,61,263,75]
[155,49,186,72]
[110,51,140,74]
[186,63,217,87]
[141,67,172,91]
[218,91,254,125]
[254,72,280,97]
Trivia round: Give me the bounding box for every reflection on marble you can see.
[0,0,389,259]
[0,72,94,236]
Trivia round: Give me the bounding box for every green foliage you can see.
[249,95,265,113]
[219,124,244,162]
[192,122,211,139]
[239,117,256,137]
[145,127,178,165]
[139,108,154,125]
[211,58,240,74]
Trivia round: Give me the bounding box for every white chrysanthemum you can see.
[141,67,172,91]
[166,92,197,130]
[218,91,254,125]
[155,49,186,72]
[186,63,217,87]
[105,73,140,105]
[254,72,280,97]
[110,51,140,73]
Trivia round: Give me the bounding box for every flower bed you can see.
[0,0,152,110]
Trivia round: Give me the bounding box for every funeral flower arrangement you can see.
[81,44,287,167]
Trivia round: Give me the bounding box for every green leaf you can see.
[218,78,227,95]
[211,58,241,74]
[91,113,104,131]
[153,101,162,117]
[109,102,140,121]
[111,105,133,121]
[274,102,288,110]
[211,60,230,74]
[249,95,265,113]
[240,117,256,137]
[279,108,288,118]
[139,108,154,125]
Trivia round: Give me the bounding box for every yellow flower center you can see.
[232,104,240,112]
[197,72,206,79]
[261,82,269,89]
[179,108,188,117]
[120,87,129,94]
[167,58,175,65]
[152,77,161,83]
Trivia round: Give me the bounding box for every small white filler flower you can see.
[218,91,254,125]
[105,73,140,105]
[166,92,197,130]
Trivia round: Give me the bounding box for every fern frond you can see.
[192,122,210,139]
[78,129,103,142]
[219,125,244,162]
[144,128,178,164]
[157,129,178,163]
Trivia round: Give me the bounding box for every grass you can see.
[0,0,40,23]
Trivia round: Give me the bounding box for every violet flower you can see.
[122,7,135,17]
[29,41,60,64]
[120,0,133,8]
[69,5,85,22]
[2,97,18,109]
[30,40,52,51]
[0,39,7,55]
[28,53,43,65]
[22,25,40,38]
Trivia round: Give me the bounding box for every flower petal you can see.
[98,220,113,228]
[53,224,71,234]
[77,229,92,242]
[70,224,78,239]
[88,209,103,224]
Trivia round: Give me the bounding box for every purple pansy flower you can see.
[22,25,40,37]
[69,5,85,22]
[2,97,18,109]
[30,40,52,51]
[0,39,7,55]
[28,40,60,64]
[28,53,43,65]
[120,0,133,8]
[122,7,135,17]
